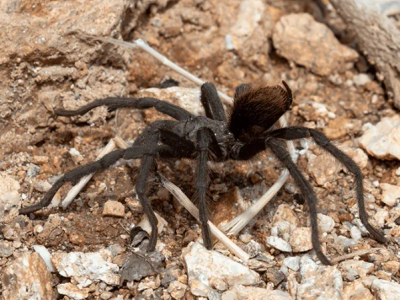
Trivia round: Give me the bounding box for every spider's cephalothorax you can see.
[20,81,386,265]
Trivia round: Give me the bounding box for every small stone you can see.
[57,283,89,300]
[52,249,120,287]
[297,256,343,300]
[350,226,362,241]
[272,13,358,76]
[183,242,259,296]
[0,172,20,222]
[359,115,400,160]
[239,233,253,243]
[0,240,14,257]
[167,281,187,299]
[283,257,301,272]
[380,183,400,207]
[103,200,125,217]
[272,204,298,228]
[222,285,293,300]
[371,278,400,299]
[243,240,262,258]
[266,236,292,252]
[307,151,341,185]
[1,253,52,300]
[343,280,374,300]
[289,227,312,252]
[33,155,49,165]
[353,74,372,86]
[100,291,113,300]
[339,260,374,281]
[381,261,400,274]
[318,213,335,233]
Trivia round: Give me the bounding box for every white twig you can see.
[79,34,232,103]
[160,174,250,262]
[331,248,381,263]
[60,139,116,209]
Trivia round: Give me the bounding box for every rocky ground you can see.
[1,0,400,299]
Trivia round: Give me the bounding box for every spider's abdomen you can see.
[228,82,292,142]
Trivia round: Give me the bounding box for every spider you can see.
[20,81,386,265]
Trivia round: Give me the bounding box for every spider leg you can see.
[270,126,387,243]
[195,127,214,249]
[200,83,226,122]
[234,83,251,99]
[19,145,169,215]
[56,96,193,121]
[266,137,332,265]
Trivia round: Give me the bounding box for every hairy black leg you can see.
[266,138,332,265]
[136,154,159,251]
[19,145,170,215]
[19,149,126,214]
[200,83,226,122]
[56,97,193,121]
[195,128,213,249]
[270,126,386,243]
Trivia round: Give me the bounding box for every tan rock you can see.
[57,283,89,300]
[289,227,312,252]
[103,200,125,217]
[1,253,53,300]
[222,285,293,300]
[342,280,374,300]
[339,260,374,281]
[167,281,187,300]
[0,172,20,223]
[272,13,358,76]
[380,183,400,207]
[359,116,400,160]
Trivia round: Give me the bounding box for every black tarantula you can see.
[20,81,386,265]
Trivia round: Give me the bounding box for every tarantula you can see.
[20,81,386,265]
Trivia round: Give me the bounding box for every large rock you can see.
[1,252,53,300]
[183,242,260,298]
[51,249,120,287]
[272,13,358,76]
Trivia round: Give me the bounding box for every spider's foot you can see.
[363,221,387,244]
[201,223,213,250]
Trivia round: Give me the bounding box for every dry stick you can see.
[112,136,249,262]
[60,139,116,209]
[79,34,298,236]
[331,248,381,264]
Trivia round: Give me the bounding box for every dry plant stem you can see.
[79,34,297,233]
[159,174,250,262]
[330,0,400,109]
[113,136,250,262]
[60,139,116,209]
[331,248,381,264]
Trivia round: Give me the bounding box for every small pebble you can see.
[103,200,125,217]
[350,226,362,241]
[266,236,292,252]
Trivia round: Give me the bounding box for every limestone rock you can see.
[266,236,292,252]
[0,172,20,223]
[380,183,400,206]
[57,283,89,300]
[297,256,343,300]
[317,213,335,233]
[52,249,120,287]
[359,116,400,160]
[221,285,293,300]
[289,227,312,252]
[102,200,125,217]
[183,242,260,297]
[370,278,400,299]
[272,13,358,76]
[342,280,374,300]
[339,260,374,281]
[1,252,53,300]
